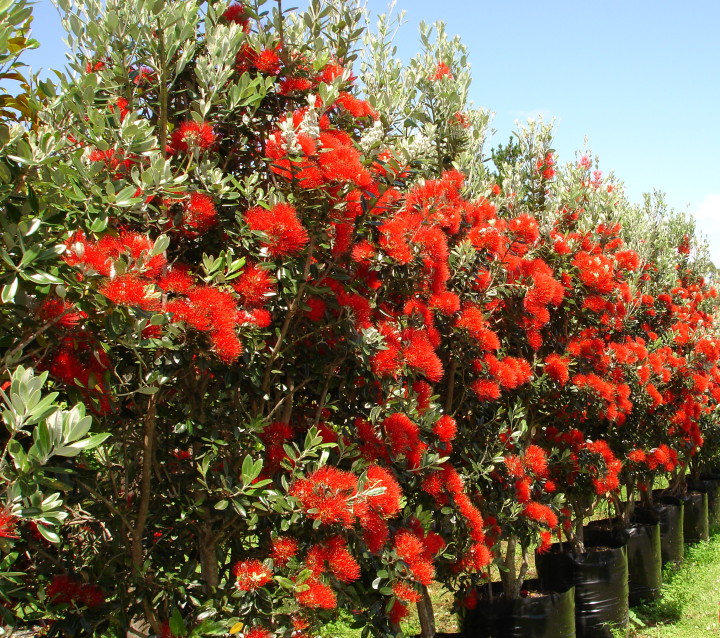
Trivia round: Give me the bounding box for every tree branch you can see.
[131,394,158,571]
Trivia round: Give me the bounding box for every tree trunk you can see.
[131,397,157,571]
[499,537,526,599]
[640,484,653,508]
[416,585,436,638]
[571,511,585,553]
[618,490,634,528]
[199,525,219,592]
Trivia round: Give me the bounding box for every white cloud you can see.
[691,194,720,266]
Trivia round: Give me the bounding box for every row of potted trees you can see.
[464,474,720,638]
[1,1,719,637]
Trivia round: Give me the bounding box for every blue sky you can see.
[18,0,720,264]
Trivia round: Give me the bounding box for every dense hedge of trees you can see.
[0,1,718,637]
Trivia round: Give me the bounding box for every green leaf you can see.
[115,184,139,207]
[72,432,111,450]
[1,277,18,303]
[65,414,92,442]
[151,234,170,256]
[24,271,62,285]
[37,524,60,544]
[169,608,187,637]
[241,455,262,483]
[7,439,28,470]
[274,576,295,590]
[135,386,159,395]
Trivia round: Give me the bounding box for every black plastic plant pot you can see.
[536,535,628,638]
[622,512,662,606]
[462,579,575,638]
[651,493,684,564]
[689,476,720,528]
[683,490,709,544]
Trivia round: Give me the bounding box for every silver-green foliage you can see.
[1,366,109,545]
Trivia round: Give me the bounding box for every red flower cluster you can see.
[45,333,112,414]
[170,120,216,153]
[289,463,402,544]
[0,510,18,539]
[47,574,105,608]
[232,559,273,591]
[62,229,278,363]
[245,202,309,257]
[265,99,375,190]
[305,535,360,583]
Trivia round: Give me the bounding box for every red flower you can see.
[538,530,553,554]
[456,304,500,351]
[290,467,358,527]
[159,621,180,638]
[157,266,195,294]
[383,413,427,468]
[304,296,326,322]
[615,249,640,271]
[573,252,615,294]
[455,492,485,541]
[255,48,282,75]
[233,264,275,307]
[334,92,378,119]
[544,353,570,385]
[413,380,433,413]
[523,502,558,528]
[515,478,531,503]
[402,328,444,382]
[459,542,493,573]
[523,445,548,477]
[279,77,315,94]
[508,214,540,245]
[295,578,337,609]
[245,202,309,257]
[182,192,217,232]
[0,509,18,538]
[389,600,409,623]
[318,131,373,187]
[429,62,452,81]
[362,464,402,518]
[324,536,361,583]
[37,298,87,328]
[471,378,501,402]
[504,455,525,478]
[233,559,272,590]
[678,234,691,255]
[393,530,435,585]
[222,2,250,30]
[433,415,457,442]
[429,291,461,315]
[393,582,422,603]
[171,121,216,153]
[100,275,158,310]
[47,574,105,607]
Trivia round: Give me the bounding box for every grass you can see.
[628,528,720,638]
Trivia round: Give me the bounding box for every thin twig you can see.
[74,480,134,533]
[260,235,316,399]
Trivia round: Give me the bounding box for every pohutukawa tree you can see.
[1,0,719,637]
